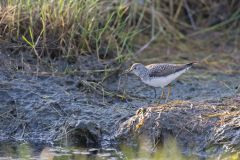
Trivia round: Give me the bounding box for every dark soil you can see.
[0,49,239,157]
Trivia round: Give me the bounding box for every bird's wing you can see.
[146,63,194,77]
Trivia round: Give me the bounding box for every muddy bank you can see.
[0,50,239,157]
[0,51,148,146]
[115,97,240,157]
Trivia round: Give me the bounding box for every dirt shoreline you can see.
[0,50,239,157]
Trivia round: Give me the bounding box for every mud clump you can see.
[115,97,240,157]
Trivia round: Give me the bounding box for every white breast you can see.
[143,68,190,88]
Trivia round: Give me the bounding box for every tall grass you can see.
[0,0,144,60]
[1,0,240,61]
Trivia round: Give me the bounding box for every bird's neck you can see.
[137,68,149,80]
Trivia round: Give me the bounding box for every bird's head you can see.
[124,63,146,76]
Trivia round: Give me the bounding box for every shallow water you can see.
[0,141,196,160]
[0,142,120,160]
[1,140,238,160]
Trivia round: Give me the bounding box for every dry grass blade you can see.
[79,80,142,100]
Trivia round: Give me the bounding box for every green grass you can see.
[0,0,143,61]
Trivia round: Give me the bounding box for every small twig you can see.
[151,137,161,153]
[204,111,240,118]
[173,0,184,22]
[81,68,120,73]
[183,0,197,30]
[20,123,26,139]
[134,31,160,57]
[80,80,144,100]
[50,105,64,117]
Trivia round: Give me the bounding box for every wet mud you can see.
[0,50,239,158]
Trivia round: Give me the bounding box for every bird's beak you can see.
[123,68,132,74]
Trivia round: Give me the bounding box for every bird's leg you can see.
[153,87,157,99]
[165,85,172,102]
[160,88,165,100]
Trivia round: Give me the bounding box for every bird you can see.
[125,62,196,102]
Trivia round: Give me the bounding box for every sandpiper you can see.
[125,62,196,102]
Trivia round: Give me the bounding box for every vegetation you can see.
[0,0,140,61]
[0,0,240,61]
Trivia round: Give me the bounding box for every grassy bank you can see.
[0,0,143,61]
[0,0,240,62]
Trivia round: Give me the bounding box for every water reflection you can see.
[120,137,195,160]
[0,139,238,160]
[0,142,122,160]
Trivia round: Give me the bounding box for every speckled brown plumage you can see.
[146,62,194,77]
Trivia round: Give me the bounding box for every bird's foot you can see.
[155,99,162,105]
[164,98,169,103]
